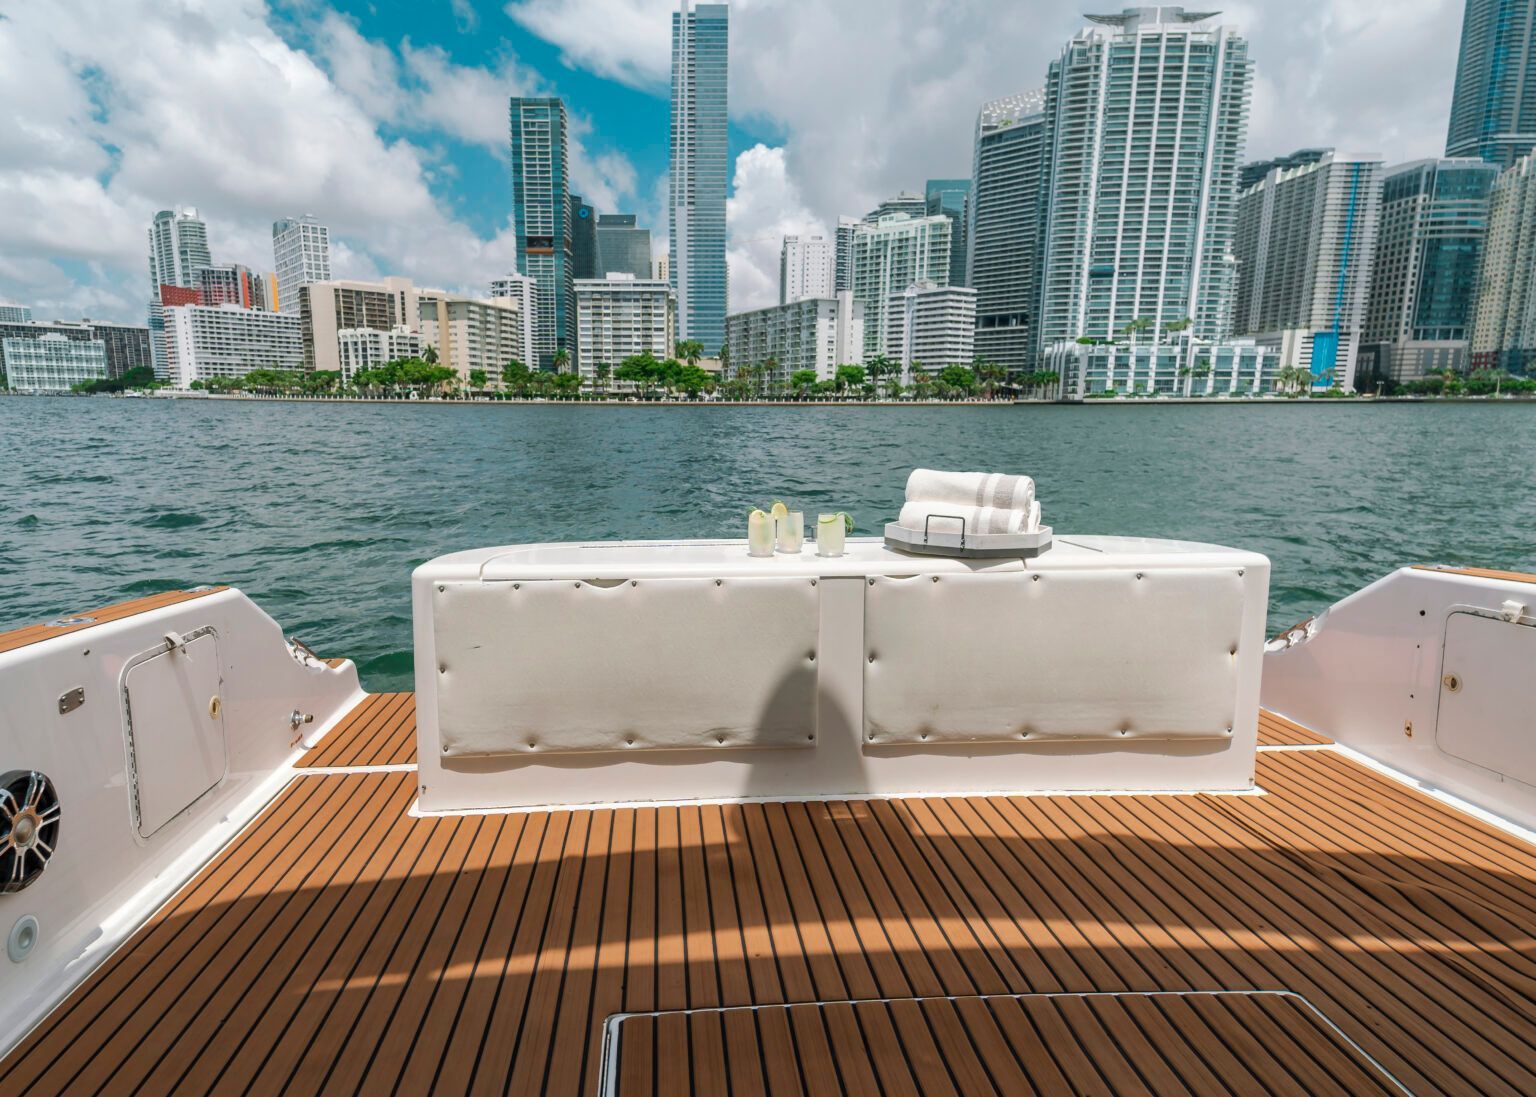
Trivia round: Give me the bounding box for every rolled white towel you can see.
[906,468,1034,513]
[899,500,1040,536]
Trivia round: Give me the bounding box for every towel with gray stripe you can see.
[898,469,1041,535]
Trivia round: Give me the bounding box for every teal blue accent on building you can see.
[1446,0,1536,167]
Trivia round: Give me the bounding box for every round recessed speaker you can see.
[1,771,61,894]
[8,915,39,963]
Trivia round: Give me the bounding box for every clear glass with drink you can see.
[748,510,775,557]
[816,512,846,557]
[777,510,804,553]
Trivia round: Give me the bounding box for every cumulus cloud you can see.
[0,0,642,321]
[726,145,821,312]
[508,0,1466,307]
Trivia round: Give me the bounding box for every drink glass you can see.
[748,511,775,557]
[816,513,846,557]
[777,511,805,553]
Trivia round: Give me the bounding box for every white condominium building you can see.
[489,273,539,367]
[0,304,32,324]
[1471,154,1536,373]
[1038,8,1254,394]
[300,278,422,373]
[272,216,332,315]
[336,327,424,384]
[779,235,835,304]
[418,293,529,388]
[574,274,676,382]
[1233,151,1383,390]
[165,304,302,386]
[2,332,107,392]
[725,292,865,385]
[851,214,952,359]
[886,283,977,380]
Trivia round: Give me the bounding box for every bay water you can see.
[4,396,1532,691]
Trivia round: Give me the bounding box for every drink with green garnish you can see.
[816,512,850,557]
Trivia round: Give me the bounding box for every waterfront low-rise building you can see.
[0,320,152,381]
[418,293,529,388]
[1047,338,1281,398]
[1,332,107,392]
[166,303,302,386]
[886,283,976,380]
[336,326,424,384]
[300,278,422,373]
[725,292,864,385]
[574,274,676,384]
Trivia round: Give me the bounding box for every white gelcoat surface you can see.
[0,590,361,1054]
[414,536,1271,811]
[1262,567,1536,830]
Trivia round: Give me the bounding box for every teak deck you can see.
[0,587,225,655]
[606,992,1405,1096]
[4,696,1536,1096]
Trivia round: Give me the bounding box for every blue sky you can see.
[0,0,1469,324]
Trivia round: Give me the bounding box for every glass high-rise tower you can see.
[510,98,575,370]
[968,91,1048,373]
[1446,0,1536,168]
[669,1,729,355]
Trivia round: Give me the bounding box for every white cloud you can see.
[509,0,1467,285]
[726,144,820,312]
[0,0,644,322]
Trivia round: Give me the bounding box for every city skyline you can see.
[0,0,1491,327]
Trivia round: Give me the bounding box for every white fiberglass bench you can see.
[412,536,1270,811]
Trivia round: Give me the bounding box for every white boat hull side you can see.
[1263,566,1536,831]
[0,590,361,1054]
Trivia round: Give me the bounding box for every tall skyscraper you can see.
[148,207,211,292]
[271,215,331,315]
[833,216,860,295]
[851,213,952,360]
[1471,154,1536,372]
[570,196,599,280]
[1233,151,1384,391]
[670,1,729,354]
[596,214,654,279]
[1363,158,1500,384]
[968,90,1048,373]
[147,207,212,379]
[779,235,835,304]
[1039,8,1259,395]
[510,97,575,370]
[1446,0,1536,168]
[924,180,971,288]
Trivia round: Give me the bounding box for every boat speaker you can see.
[1,771,60,894]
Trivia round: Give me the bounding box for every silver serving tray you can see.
[884,520,1054,559]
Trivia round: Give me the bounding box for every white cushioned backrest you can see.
[434,576,819,756]
[864,568,1243,744]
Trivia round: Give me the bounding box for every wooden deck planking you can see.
[609,994,1404,1097]
[4,749,1535,1096]
[1256,709,1331,746]
[0,587,226,655]
[1413,564,1536,585]
[297,692,417,767]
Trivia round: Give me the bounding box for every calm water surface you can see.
[3,397,1533,691]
